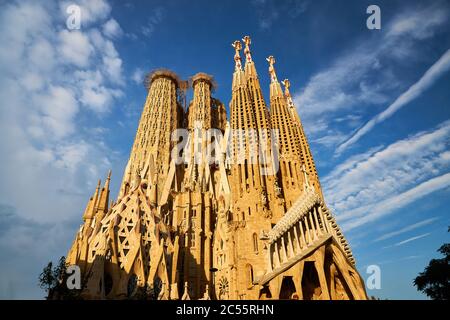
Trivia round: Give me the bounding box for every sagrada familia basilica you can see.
[66,36,368,300]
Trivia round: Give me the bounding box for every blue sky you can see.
[0,0,449,299]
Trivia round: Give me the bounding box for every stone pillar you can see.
[280,237,288,262]
[313,206,322,235]
[274,241,281,268]
[292,224,301,253]
[287,230,295,257]
[204,203,212,285]
[304,217,312,244]
[318,205,329,233]
[266,243,273,272]
[308,211,318,240]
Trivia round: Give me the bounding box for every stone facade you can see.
[66,36,368,300]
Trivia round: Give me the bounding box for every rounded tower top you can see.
[190,72,217,91]
[144,69,182,89]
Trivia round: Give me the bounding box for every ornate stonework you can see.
[66,36,368,300]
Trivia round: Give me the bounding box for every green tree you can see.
[414,227,450,300]
[39,256,83,300]
[38,262,56,298]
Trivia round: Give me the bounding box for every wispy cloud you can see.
[131,67,145,85]
[323,120,450,231]
[102,18,123,38]
[365,255,422,267]
[383,233,431,249]
[141,7,164,37]
[0,0,123,219]
[374,217,439,242]
[338,49,450,153]
[251,0,309,30]
[294,2,450,151]
[342,173,450,231]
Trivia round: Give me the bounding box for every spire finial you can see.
[242,35,252,63]
[281,79,291,96]
[232,40,242,71]
[107,169,112,180]
[266,55,278,83]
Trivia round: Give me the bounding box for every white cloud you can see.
[141,7,165,37]
[323,120,450,231]
[76,70,122,113]
[20,72,44,91]
[374,217,439,242]
[342,173,450,231]
[251,0,309,30]
[28,38,56,71]
[89,29,124,85]
[58,30,93,67]
[103,55,123,84]
[0,1,51,72]
[294,2,450,152]
[131,67,145,85]
[102,18,122,38]
[338,49,450,153]
[35,86,79,139]
[0,0,126,299]
[387,4,448,40]
[384,233,431,249]
[60,0,111,26]
[0,0,123,220]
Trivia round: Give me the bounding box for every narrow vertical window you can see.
[253,233,258,253]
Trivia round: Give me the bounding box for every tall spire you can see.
[82,179,101,222]
[231,40,245,89]
[97,170,111,215]
[242,35,252,63]
[266,55,278,83]
[281,79,291,99]
[268,58,304,206]
[232,40,242,72]
[243,36,259,78]
[281,79,323,198]
[241,36,274,187]
[118,69,183,204]
[267,55,284,98]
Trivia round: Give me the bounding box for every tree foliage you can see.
[38,256,83,300]
[413,227,450,300]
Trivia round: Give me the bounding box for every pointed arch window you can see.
[253,233,259,254]
[246,264,254,288]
